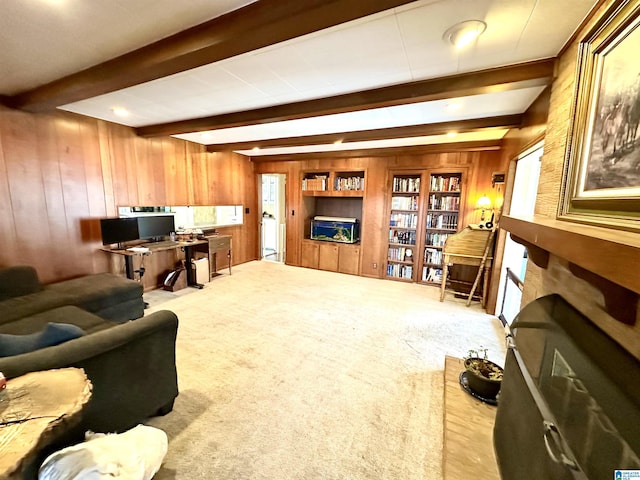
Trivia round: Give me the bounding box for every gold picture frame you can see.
[559,0,640,231]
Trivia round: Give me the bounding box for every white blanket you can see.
[38,424,168,480]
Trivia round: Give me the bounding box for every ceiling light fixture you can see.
[111,107,129,117]
[443,20,486,49]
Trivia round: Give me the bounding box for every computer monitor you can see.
[100,217,140,247]
[137,215,175,241]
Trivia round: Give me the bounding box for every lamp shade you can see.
[476,195,492,210]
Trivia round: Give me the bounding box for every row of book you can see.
[388,246,414,262]
[389,212,418,228]
[389,229,416,245]
[425,232,451,247]
[422,267,443,283]
[430,175,461,192]
[302,175,328,191]
[424,247,442,265]
[393,177,420,193]
[334,176,364,191]
[426,213,458,230]
[391,196,418,211]
[428,194,460,211]
[387,264,413,279]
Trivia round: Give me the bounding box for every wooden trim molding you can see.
[9,0,416,112]
[501,215,640,325]
[205,115,523,152]
[138,59,555,137]
[248,140,501,162]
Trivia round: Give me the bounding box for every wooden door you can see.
[318,242,339,271]
[300,241,319,268]
[338,244,360,275]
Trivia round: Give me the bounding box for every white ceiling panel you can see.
[3,0,599,155]
[174,86,544,145]
[0,0,256,95]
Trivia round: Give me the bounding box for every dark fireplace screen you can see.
[494,294,640,480]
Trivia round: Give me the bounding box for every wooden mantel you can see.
[501,215,640,325]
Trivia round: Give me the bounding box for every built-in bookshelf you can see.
[421,172,462,285]
[302,170,365,196]
[333,171,365,192]
[387,173,421,281]
[302,171,330,192]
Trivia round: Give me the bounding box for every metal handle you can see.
[543,421,578,470]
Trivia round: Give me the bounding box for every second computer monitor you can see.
[137,215,175,241]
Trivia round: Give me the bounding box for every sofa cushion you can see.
[0,290,74,326]
[46,273,143,316]
[0,265,43,301]
[0,322,86,358]
[0,305,116,336]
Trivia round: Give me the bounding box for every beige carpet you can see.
[144,261,505,479]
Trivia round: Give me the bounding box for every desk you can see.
[101,239,209,289]
[439,227,494,307]
[203,234,232,278]
[0,368,91,479]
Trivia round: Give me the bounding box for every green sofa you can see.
[0,266,179,439]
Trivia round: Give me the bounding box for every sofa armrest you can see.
[0,310,177,378]
[0,310,179,434]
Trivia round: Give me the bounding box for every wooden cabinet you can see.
[204,234,232,277]
[301,240,360,275]
[318,242,339,271]
[300,240,319,268]
[338,244,360,275]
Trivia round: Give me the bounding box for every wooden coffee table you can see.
[0,368,92,479]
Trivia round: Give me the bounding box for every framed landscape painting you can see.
[559,0,640,231]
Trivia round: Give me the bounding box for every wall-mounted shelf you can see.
[301,170,365,197]
[501,215,640,325]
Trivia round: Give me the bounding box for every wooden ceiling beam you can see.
[8,0,416,112]
[205,114,523,152]
[138,59,555,138]
[248,139,502,161]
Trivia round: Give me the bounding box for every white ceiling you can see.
[0,0,598,156]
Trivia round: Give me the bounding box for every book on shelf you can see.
[430,175,460,192]
[334,176,364,191]
[425,232,450,248]
[391,196,418,210]
[387,263,413,279]
[428,194,460,211]
[393,177,420,193]
[389,212,418,228]
[389,229,416,245]
[422,267,443,283]
[426,213,458,230]
[302,175,328,191]
[423,247,442,265]
[388,246,414,262]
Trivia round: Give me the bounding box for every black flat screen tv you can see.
[137,215,175,241]
[100,217,140,246]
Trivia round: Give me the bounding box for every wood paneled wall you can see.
[513,0,640,355]
[0,106,258,285]
[254,149,502,279]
